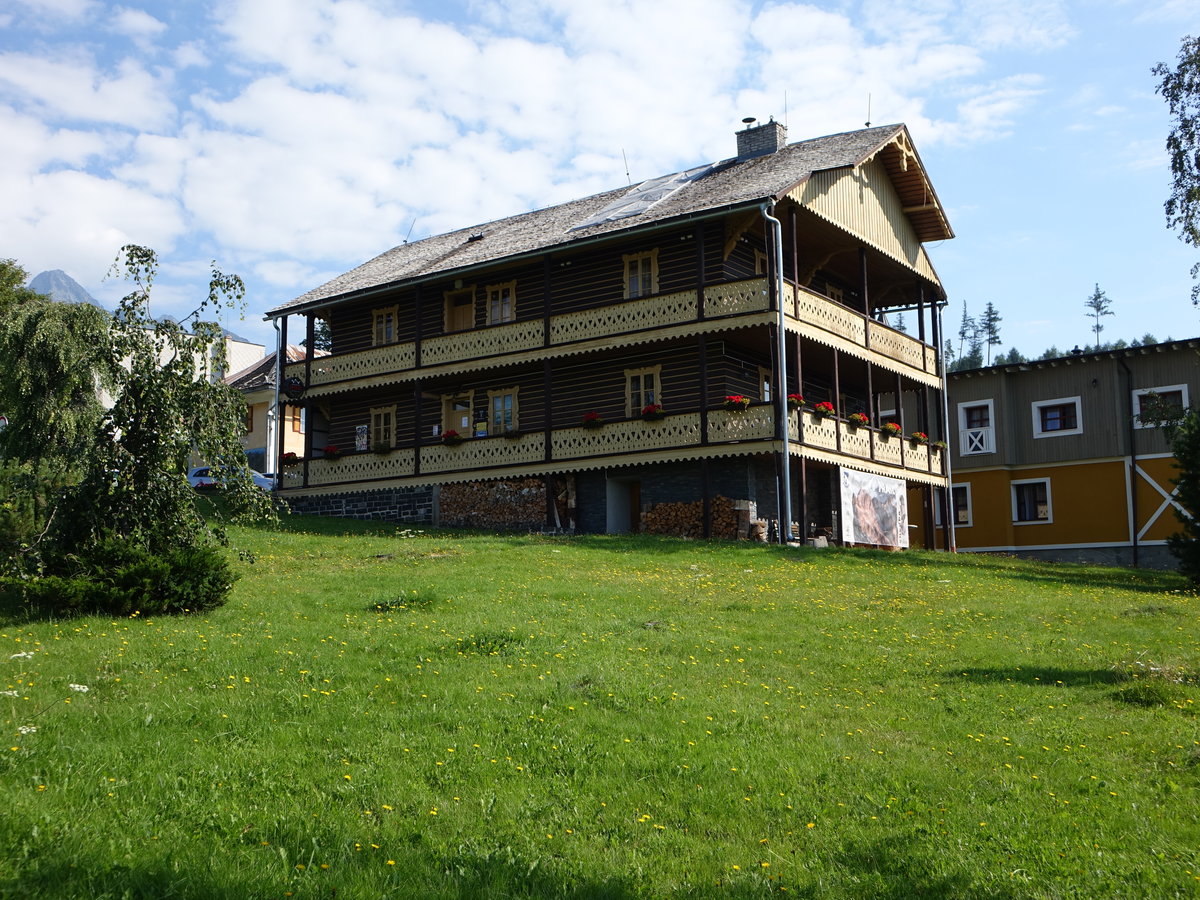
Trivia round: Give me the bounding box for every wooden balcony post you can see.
[414,285,423,368]
[412,380,422,477]
[695,222,707,320]
[276,315,288,479]
[832,347,842,454]
[916,281,927,344]
[699,334,709,445]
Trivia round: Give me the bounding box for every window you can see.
[488,388,519,434]
[245,405,254,433]
[486,281,516,325]
[957,400,995,454]
[444,288,475,332]
[1134,385,1189,428]
[759,367,772,403]
[623,250,659,299]
[289,405,303,434]
[754,250,768,276]
[1032,396,1082,438]
[1012,478,1051,524]
[441,392,474,435]
[826,283,844,304]
[626,366,660,417]
[935,484,972,527]
[372,305,398,345]
[370,405,395,449]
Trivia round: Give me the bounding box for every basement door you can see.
[605,477,641,534]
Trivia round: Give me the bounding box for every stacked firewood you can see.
[640,495,746,540]
[439,479,547,529]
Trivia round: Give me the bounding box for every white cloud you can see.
[0,52,174,130]
[10,0,98,21]
[111,6,168,40]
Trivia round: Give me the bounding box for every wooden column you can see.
[695,222,707,320]
[699,334,709,445]
[413,285,423,368]
[866,360,876,461]
[412,381,423,477]
[302,315,315,485]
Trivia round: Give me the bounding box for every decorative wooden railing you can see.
[284,407,944,491]
[285,277,936,388]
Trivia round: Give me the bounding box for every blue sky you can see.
[0,0,1195,357]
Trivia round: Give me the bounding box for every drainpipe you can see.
[762,201,792,543]
[1118,355,1139,567]
[270,318,283,488]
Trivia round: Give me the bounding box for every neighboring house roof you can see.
[269,123,950,316]
[950,338,1200,379]
[225,345,324,392]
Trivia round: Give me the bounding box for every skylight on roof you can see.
[570,163,716,231]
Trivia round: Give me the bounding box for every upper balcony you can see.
[284,277,939,392]
[280,405,946,493]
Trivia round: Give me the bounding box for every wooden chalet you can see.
[266,120,956,545]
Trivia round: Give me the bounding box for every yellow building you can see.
[914,340,1198,568]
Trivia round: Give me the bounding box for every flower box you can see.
[811,401,835,419]
[322,445,342,460]
[786,393,805,411]
[641,404,666,422]
[280,452,301,466]
[442,429,466,447]
[879,422,902,439]
[847,413,869,428]
[723,394,751,411]
[582,412,605,429]
[909,431,929,445]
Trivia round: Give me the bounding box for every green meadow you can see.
[1,517,1197,898]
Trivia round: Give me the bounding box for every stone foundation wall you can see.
[285,486,435,525]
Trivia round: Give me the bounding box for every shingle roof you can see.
[225,344,322,391]
[270,123,946,316]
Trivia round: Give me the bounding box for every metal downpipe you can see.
[762,201,792,543]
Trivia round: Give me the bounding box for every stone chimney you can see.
[736,117,787,160]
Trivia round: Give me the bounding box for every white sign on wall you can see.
[839,469,908,548]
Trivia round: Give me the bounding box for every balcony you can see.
[285,277,938,391]
[282,406,945,492]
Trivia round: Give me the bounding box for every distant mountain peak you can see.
[28,270,100,306]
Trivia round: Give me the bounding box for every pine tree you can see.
[980,302,1002,365]
[1084,284,1113,350]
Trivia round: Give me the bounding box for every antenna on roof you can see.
[784,91,788,128]
[621,149,631,186]
[403,219,417,244]
[865,93,871,128]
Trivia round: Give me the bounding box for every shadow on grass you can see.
[820,834,1019,900]
[949,666,1123,687]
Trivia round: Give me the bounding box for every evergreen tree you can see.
[956,300,975,359]
[1084,284,1113,350]
[301,319,333,352]
[980,302,1002,364]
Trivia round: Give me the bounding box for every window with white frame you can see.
[957,399,995,454]
[486,281,516,325]
[758,367,772,403]
[1133,384,1189,428]
[1012,478,1051,524]
[626,365,660,417]
[935,484,972,527]
[622,250,659,299]
[1032,396,1082,438]
[487,387,519,434]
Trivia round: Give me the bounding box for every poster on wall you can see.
[355,425,368,452]
[839,469,909,548]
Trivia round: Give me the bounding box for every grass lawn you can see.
[1,517,1197,898]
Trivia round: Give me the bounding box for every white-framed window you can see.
[486,281,516,325]
[372,305,398,345]
[957,399,995,454]
[443,288,475,332]
[487,387,519,435]
[1012,478,1051,524]
[935,484,972,527]
[1133,384,1189,428]
[1032,396,1082,438]
[622,249,659,299]
[758,367,772,403]
[370,405,395,449]
[626,365,661,417]
[754,249,768,276]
